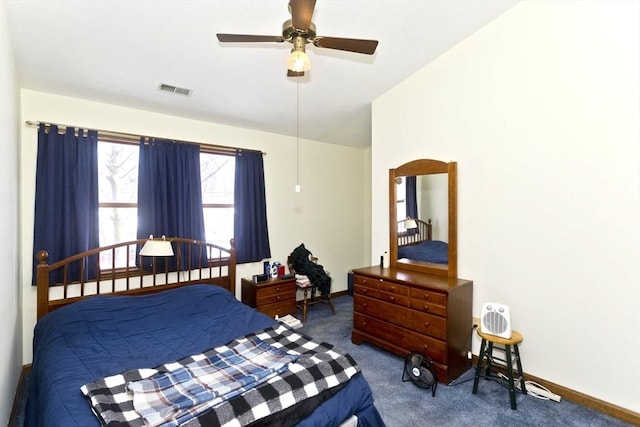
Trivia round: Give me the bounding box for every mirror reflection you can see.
[395,173,448,265]
[389,159,457,278]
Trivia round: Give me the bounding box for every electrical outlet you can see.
[472,316,480,328]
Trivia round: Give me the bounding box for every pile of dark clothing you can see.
[289,243,331,296]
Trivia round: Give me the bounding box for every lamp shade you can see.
[404,218,418,229]
[139,238,174,257]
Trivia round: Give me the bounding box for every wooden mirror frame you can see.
[389,159,457,278]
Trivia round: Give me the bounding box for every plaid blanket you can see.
[81,324,360,427]
[127,336,297,427]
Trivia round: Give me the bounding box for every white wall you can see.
[20,90,370,363]
[372,0,639,412]
[0,1,21,423]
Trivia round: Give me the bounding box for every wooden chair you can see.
[287,255,336,323]
[472,328,527,410]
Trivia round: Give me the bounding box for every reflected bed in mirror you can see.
[389,159,457,278]
[397,218,448,264]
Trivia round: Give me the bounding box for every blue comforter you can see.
[398,240,448,264]
[26,285,383,426]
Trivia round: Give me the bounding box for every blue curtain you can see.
[406,175,418,220]
[234,149,271,263]
[137,138,206,270]
[32,124,99,285]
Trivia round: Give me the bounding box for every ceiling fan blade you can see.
[287,70,305,77]
[314,36,378,55]
[289,0,316,31]
[217,34,284,43]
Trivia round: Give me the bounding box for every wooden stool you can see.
[472,328,527,410]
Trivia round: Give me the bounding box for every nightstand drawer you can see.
[257,282,296,304]
[241,277,297,318]
[260,300,296,319]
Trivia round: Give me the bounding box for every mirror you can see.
[389,159,457,278]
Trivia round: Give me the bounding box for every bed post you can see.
[36,250,50,320]
[229,239,237,297]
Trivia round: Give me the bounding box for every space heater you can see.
[480,302,512,339]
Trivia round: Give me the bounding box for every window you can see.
[97,139,234,269]
[200,152,235,247]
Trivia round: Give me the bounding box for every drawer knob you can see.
[276,296,280,300]
[390,296,395,301]
[424,294,429,299]
[363,302,367,307]
[423,305,429,311]
[391,286,395,291]
[362,321,367,326]
[276,287,280,291]
[423,344,429,351]
[362,288,367,293]
[424,322,430,328]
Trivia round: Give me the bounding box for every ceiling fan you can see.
[216,0,379,77]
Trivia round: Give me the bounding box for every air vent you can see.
[158,83,192,97]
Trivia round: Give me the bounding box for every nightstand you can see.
[241,276,297,319]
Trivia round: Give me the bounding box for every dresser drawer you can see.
[354,294,445,339]
[378,280,409,296]
[378,280,409,305]
[353,313,446,364]
[404,310,447,340]
[378,291,409,306]
[409,298,447,317]
[353,274,381,289]
[410,288,446,306]
[353,283,380,299]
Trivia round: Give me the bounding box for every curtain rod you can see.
[24,120,266,155]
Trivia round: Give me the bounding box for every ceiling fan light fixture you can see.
[287,49,311,72]
[287,35,311,72]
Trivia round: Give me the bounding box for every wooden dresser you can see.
[241,276,296,319]
[351,266,473,384]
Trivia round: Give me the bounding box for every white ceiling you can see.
[4,0,517,148]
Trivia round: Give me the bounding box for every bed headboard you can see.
[36,237,236,319]
[397,218,433,247]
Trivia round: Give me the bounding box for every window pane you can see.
[200,153,234,204]
[99,207,138,268]
[203,207,234,248]
[98,142,139,203]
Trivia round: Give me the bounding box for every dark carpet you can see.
[302,296,631,427]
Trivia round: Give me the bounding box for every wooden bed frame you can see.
[36,237,236,319]
[397,218,432,247]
